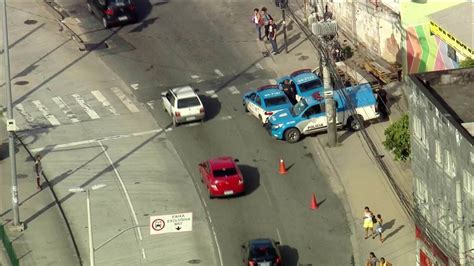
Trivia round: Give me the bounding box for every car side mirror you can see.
[234,158,240,163]
[274,241,280,245]
[194,88,200,93]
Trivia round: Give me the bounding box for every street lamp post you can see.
[69,184,107,266]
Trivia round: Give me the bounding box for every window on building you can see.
[444,149,456,178]
[447,45,457,62]
[435,140,442,165]
[463,170,473,195]
[413,115,422,140]
[416,178,430,221]
[438,201,448,231]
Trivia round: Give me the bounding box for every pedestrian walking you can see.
[260,7,273,40]
[251,8,263,40]
[363,206,375,239]
[379,257,393,266]
[373,214,384,243]
[366,252,379,266]
[34,154,43,190]
[268,19,278,55]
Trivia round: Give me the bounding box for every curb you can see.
[310,137,361,266]
[40,0,87,51]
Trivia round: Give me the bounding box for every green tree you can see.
[460,58,474,68]
[383,114,411,161]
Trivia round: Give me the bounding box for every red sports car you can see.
[198,157,245,198]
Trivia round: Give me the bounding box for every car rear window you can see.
[264,96,288,107]
[109,0,132,4]
[177,97,201,108]
[213,168,237,177]
[250,243,277,258]
[299,79,322,93]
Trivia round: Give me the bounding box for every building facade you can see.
[407,67,474,265]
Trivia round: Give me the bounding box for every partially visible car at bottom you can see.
[242,85,293,125]
[198,157,245,198]
[241,238,282,266]
[87,0,137,28]
[161,86,205,126]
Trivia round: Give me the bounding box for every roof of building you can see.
[428,2,474,48]
[411,67,474,139]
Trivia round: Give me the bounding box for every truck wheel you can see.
[258,115,265,125]
[348,115,363,131]
[243,101,249,112]
[284,128,300,143]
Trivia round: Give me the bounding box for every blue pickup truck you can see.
[266,83,380,143]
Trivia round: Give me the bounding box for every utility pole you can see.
[456,180,466,265]
[322,58,337,147]
[1,0,20,227]
[279,0,288,53]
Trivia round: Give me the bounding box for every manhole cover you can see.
[143,213,149,216]
[24,19,37,25]
[187,259,201,264]
[17,174,28,179]
[15,81,29,85]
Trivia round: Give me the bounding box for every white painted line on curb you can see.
[141,248,146,260]
[91,90,119,115]
[111,87,140,113]
[146,101,155,109]
[30,128,164,153]
[99,140,143,241]
[276,228,283,244]
[32,100,61,126]
[255,63,264,70]
[15,103,35,123]
[72,94,100,120]
[214,69,224,77]
[227,86,240,95]
[52,97,80,123]
[130,83,140,90]
[74,18,81,23]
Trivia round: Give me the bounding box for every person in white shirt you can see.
[251,8,263,40]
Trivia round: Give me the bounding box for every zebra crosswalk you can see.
[9,87,142,131]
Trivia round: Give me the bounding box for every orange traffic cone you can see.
[278,158,287,174]
[311,193,319,210]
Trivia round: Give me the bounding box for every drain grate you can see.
[24,19,37,25]
[187,259,201,264]
[14,81,29,85]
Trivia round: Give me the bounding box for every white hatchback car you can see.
[161,86,205,126]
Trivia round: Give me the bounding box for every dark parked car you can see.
[241,239,282,265]
[87,0,137,28]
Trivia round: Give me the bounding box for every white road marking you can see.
[191,75,200,79]
[211,94,218,98]
[260,181,273,207]
[110,87,140,113]
[255,63,264,70]
[227,86,240,95]
[99,141,143,241]
[141,248,146,260]
[268,79,277,85]
[214,69,224,77]
[164,128,173,132]
[72,94,100,120]
[219,115,232,121]
[91,90,119,115]
[182,122,201,128]
[206,90,218,98]
[276,228,283,244]
[74,18,81,23]
[15,103,35,123]
[30,128,164,153]
[52,97,80,123]
[146,101,155,109]
[32,100,61,126]
[130,83,140,90]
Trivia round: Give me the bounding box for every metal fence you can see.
[0,223,19,266]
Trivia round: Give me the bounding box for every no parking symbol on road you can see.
[149,212,193,235]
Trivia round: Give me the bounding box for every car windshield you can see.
[213,168,237,177]
[177,97,200,108]
[250,243,276,258]
[264,96,288,107]
[291,99,308,116]
[299,79,322,93]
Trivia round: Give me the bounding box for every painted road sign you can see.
[150,212,193,235]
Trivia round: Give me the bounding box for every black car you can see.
[87,0,137,28]
[241,239,282,265]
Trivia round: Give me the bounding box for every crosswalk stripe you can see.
[15,103,35,123]
[72,94,100,120]
[52,96,80,123]
[227,86,240,95]
[214,69,224,77]
[146,101,155,109]
[255,63,264,70]
[110,87,140,113]
[91,90,119,115]
[32,100,61,126]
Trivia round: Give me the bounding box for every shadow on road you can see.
[238,164,260,195]
[279,244,299,266]
[199,94,221,122]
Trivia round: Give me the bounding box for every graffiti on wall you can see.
[406,24,459,74]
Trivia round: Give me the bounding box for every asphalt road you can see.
[60,0,354,265]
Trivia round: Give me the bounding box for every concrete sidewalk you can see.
[258,3,416,265]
